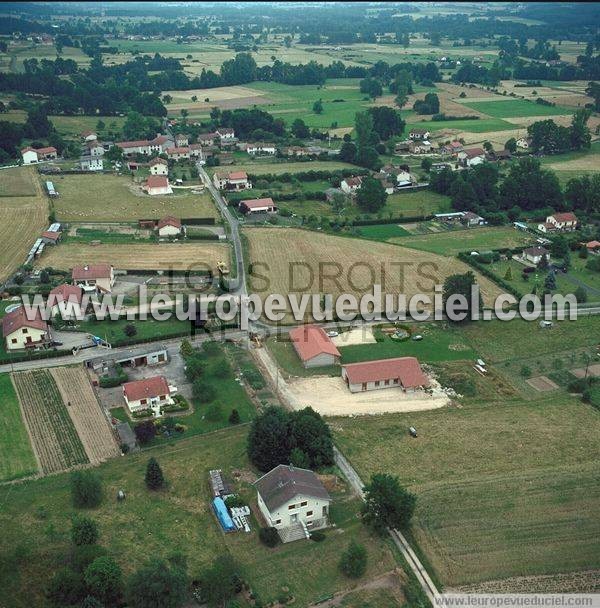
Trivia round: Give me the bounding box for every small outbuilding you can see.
[289,324,341,368]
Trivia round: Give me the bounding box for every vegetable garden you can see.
[12,370,88,474]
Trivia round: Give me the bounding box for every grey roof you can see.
[254,464,331,512]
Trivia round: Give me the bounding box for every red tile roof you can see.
[550,212,577,223]
[343,357,428,389]
[123,376,170,402]
[48,284,83,306]
[146,175,169,189]
[157,215,181,229]
[343,176,362,187]
[166,146,189,155]
[21,146,37,154]
[464,147,485,158]
[41,230,61,241]
[2,306,48,337]
[289,325,340,362]
[116,139,149,149]
[36,146,57,155]
[198,132,217,140]
[586,240,600,249]
[240,197,275,210]
[149,157,168,166]
[228,171,248,181]
[72,263,112,280]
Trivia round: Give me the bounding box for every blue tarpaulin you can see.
[213,497,235,532]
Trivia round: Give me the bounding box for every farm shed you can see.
[239,197,277,215]
[87,345,168,373]
[289,325,340,368]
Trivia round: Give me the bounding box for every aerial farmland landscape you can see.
[0,2,599,607]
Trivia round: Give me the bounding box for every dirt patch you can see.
[331,327,376,347]
[286,376,449,416]
[546,154,600,172]
[571,363,600,378]
[526,376,559,391]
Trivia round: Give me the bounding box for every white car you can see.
[326,331,339,338]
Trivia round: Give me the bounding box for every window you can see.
[11,338,17,344]
[375,380,380,387]
[306,511,313,517]
[288,504,296,510]
[300,501,307,507]
[22,328,28,334]
[385,379,390,386]
[275,519,281,525]
[140,399,147,405]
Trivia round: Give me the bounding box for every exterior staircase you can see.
[278,522,309,544]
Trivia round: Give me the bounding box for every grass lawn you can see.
[461,316,600,363]
[210,160,356,176]
[356,224,412,240]
[389,226,535,255]
[339,323,476,365]
[383,190,451,218]
[0,425,397,608]
[49,115,126,138]
[334,395,600,586]
[49,174,218,221]
[0,373,38,482]
[459,98,573,118]
[74,318,191,346]
[266,335,340,378]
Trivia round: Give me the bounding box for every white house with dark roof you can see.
[255,464,331,543]
[522,246,550,265]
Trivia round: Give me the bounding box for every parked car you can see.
[412,334,423,341]
[409,426,418,438]
[326,331,339,337]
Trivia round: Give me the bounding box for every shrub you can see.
[71,471,103,509]
[145,457,165,490]
[70,544,107,574]
[123,323,137,337]
[339,541,367,578]
[134,420,156,444]
[71,516,99,546]
[310,530,326,542]
[259,527,280,547]
[224,494,245,509]
[229,408,241,424]
[520,365,532,378]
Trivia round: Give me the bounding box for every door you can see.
[290,513,299,524]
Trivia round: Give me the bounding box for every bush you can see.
[229,408,241,424]
[339,541,367,578]
[71,471,103,509]
[123,323,137,337]
[145,457,165,490]
[520,365,532,378]
[310,530,326,542]
[259,527,280,547]
[70,544,107,574]
[134,420,156,444]
[71,516,99,546]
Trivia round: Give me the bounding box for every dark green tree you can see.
[361,473,416,534]
[247,406,291,472]
[126,559,188,608]
[229,408,241,424]
[145,457,165,490]
[442,271,481,323]
[200,555,241,607]
[356,176,387,213]
[46,567,86,607]
[291,118,310,139]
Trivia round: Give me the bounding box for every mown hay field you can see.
[49,173,218,221]
[36,241,230,272]
[334,395,600,587]
[244,227,502,319]
[0,167,48,281]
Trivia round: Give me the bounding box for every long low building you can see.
[341,357,429,393]
[289,324,340,368]
[239,197,277,214]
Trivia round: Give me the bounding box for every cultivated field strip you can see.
[50,367,120,465]
[12,370,89,474]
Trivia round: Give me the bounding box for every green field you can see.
[211,160,356,176]
[356,224,412,240]
[0,374,38,482]
[383,190,451,218]
[339,323,476,365]
[389,226,535,255]
[49,174,218,221]
[334,395,600,587]
[460,98,573,118]
[0,425,397,608]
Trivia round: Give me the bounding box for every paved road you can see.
[334,447,439,603]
